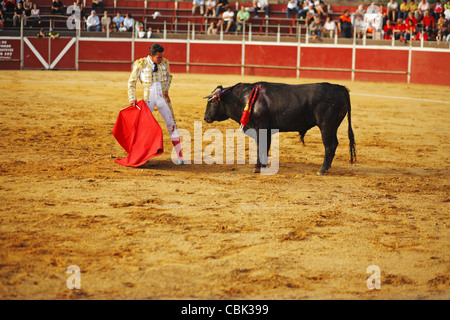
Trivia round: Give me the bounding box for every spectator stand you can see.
[145,1,176,35]
[171,0,206,35]
[1,0,448,45]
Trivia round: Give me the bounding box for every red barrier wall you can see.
[410,51,450,86]
[190,43,242,75]
[51,38,76,69]
[78,40,133,71]
[23,38,49,69]
[245,44,297,78]
[354,48,409,83]
[300,47,352,80]
[3,37,450,87]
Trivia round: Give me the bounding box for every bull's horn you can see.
[203,86,222,99]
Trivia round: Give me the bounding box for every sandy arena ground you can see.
[0,70,449,300]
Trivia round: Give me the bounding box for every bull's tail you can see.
[344,87,356,164]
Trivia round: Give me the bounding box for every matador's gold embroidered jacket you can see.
[127,56,173,103]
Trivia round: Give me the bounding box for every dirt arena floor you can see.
[0,70,449,300]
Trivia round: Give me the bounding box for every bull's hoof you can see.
[317,169,327,176]
[253,167,261,173]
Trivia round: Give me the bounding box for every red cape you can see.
[112,100,164,167]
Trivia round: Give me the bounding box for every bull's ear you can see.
[203,86,223,99]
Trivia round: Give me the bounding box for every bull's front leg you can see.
[253,128,272,173]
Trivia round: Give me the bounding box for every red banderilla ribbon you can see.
[239,84,262,130]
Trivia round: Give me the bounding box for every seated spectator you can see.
[322,15,336,38]
[91,0,104,14]
[354,14,366,38]
[399,0,409,20]
[23,0,32,18]
[405,11,417,26]
[75,0,85,19]
[416,29,428,40]
[86,10,100,31]
[445,0,450,20]
[66,1,85,19]
[386,0,398,22]
[338,9,352,38]
[421,10,435,38]
[207,21,218,34]
[4,0,16,13]
[314,0,326,18]
[409,0,418,19]
[123,13,134,32]
[366,22,376,38]
[51,0,64,15]
[379,3,388,25]
[298,0,314,23]
[383,19,394,39]
[13,2,24,27]
[403,18,417,40]
[236,5,249,33]
[286,0,300,19]
[109,21,116,33]
[204,0,216,17]
[416,0,430,21]
[434,0,444,21]
[253,0,269,18]
[435,13,448,42]
[146,26,153,38]
[366,2,380,14]
[309,15,322,39]
[118,21,126,32]
[217,6,234,33]
[393,17,406,40]
[113,12,124,28]
[101,10,110,32]
[136,22,146,38]
[192,0,204,16]
[216,0,229,17]
[31,3,41,28]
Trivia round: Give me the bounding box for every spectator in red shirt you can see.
[383,19,394,39]
[404,18,417,40]
[434,0,444,21]
[393,17,406,40]
[405,11,417,26]
[421,10,435,38]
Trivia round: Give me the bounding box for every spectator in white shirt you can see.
[217,6,234,33]
[286,0,300,18]
[417,0,430,20]
[204,0,216,17]
[123,13,134,32]
[322,15,336,38]
[253,0,269,18]
[387,0,399,21]
[87,10,100,32]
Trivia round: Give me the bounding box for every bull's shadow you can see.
[136,159,354,176]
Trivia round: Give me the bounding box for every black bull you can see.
[203,82,356,175]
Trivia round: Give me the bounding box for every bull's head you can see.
[203,85,230,123]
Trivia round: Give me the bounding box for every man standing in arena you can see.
[127,43,185,164]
